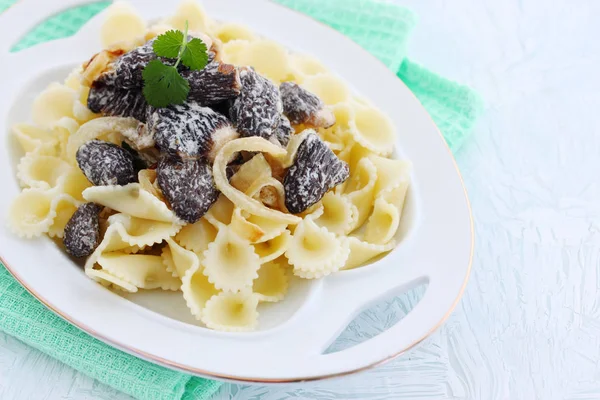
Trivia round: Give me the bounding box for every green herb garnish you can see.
[142,21,209,107]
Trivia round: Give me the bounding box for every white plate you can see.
[0,0,472,383]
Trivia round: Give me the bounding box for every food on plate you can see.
[8,0,411,332]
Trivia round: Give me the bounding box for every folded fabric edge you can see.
[398,59,484,152]
[276,0,418,72]
[183,377,224,400]
[0,265,219,400]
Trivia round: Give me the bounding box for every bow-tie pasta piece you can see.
[17,154,71,189]
[96,253,180,292]
[181,263,219,320]
[162,238,200,278]
[344,157,378,231]
[109,213,181,247]
[221,40,249,66]
[334,142,371,195]
[364,182,410,245]
[253,260,289,302]
[327,103,355,140]
[64,67,84,92]
[52,117,80,160]
[231,206,288,243]
[213,137,301,225]
[58,167,93,202]
[368,154,412,195]
[230,207,266,243]
[201,290,259,332]
[100,1,146,49]
[202,226,261,292]
[289,53,329,83]
[286,218,350,279]
[205,195,235,228]
[32,83,78,129]
[254,230,292,263]
[175,217,218,255]
[318,128,345,153]
[346,102,396,156]
[244,213,288,243]
[145,23,174,41]
[299,202,324,221]
[343,236,397,270]
[230,40,293,84]
[337,140,372,174]
[167,0,212,32]
[84,213,179,270]
[313,192,358,235]
[48,196,80,239]
[363,196,400,246]
[67,117,139,165]
[12,124,58,156]
[83,184,178,223]
[8,189,77,238]
[212,23,257,44]
[86,268,138,293]
[85,227,131,271]
[302,74,351,106]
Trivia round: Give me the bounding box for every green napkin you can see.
[0,0,483,399]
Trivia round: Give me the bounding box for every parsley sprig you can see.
[142,21,209,107]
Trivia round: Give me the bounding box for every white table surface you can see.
[2,0,600,398]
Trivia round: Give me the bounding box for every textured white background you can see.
[2,0,600,399]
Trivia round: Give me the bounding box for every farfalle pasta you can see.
[226,40,294,84]
[302,74,351,106]
[96,253,181,292]
[254,230,292,263]
[17,154,72,189]
[8,0,412,332]
[12,123,59,155]
[100,1,147,48]
[162,238,200,278]
[167,0,212,33]
[211,23,257,44]
[32,83,79,128]
[201,290,259,332]
[175,217,218,255]
[343,236,397,270]
[9,189,80,238]
[289,53,329,82]
[344,157,378,230]
[313,192,357,235]
[47,196,80,238]
[286,217,350,279]
[83,184,179,223]
[202,225,261,291]
[346,102,396,156]
[66,117,138,164]
[253,260,289,302]
[181,263,219,319]
[86,268,138,293]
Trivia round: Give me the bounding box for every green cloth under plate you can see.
[0,0,483,399]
